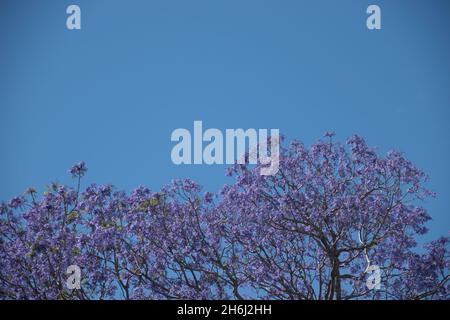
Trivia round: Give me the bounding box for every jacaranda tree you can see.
[0,133,448,300]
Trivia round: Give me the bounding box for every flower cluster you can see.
[0,134,448,300]
[68,161,87,178]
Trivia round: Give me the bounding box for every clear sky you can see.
[1,0,449,241]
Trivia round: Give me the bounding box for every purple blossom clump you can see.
[8,196,25,209]
[68,161,87,178]
[0,134,449,300]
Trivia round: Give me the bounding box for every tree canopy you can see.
[1,133,448,300]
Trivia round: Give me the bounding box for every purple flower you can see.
[8,196,24,209]
[204,192,213,203]
[69,161,87,178]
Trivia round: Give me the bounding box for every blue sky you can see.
[0,0,449,241]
